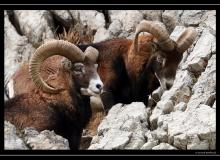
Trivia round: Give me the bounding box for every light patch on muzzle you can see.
[81,74,103,97]
[155,73,174,91]
[164,78,174,90]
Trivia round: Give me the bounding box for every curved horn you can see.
[84,46,99,63]
[134,20,175,53]
[29,40,85,93]
[176,27,197,53]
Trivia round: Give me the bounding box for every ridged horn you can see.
[176,27,197,53]
[84,46,99,63]
[134,20,175,53]
[29,40,85,93]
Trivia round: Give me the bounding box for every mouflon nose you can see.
[96,84,102,90]
[166,83,172,90]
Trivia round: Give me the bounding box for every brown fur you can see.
[5,54,100,150]
[12,56,66,95]
[77,35,162,110]
[84,111,105,136]
[8,35,162,111]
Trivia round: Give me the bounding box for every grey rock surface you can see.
[4,121,70,150]
[4,121,28,150]
[4,10,216,150]
[14,10,54,46]
[89,102,148,149]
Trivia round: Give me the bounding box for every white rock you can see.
[173,133,187,150]
[187,140,209,150]
[152,128,168,143]
[187,55,216,109]
[172,70,197,90]
[14,10,54,46]
[175,105,214,135]
[108,19,122,36]
[160,121,168,132]
[187,135,209,150]
[24,128,70,150]
[185,28,215,73]
[88,129,132,149]
[70,10,105,31]
[152,143,177,150]
[4,121,28,150]
[149,99,174,130]
[161,100,174,114]
[89,102,148,149]
[162,10,183,33]
[4,11,35,92]
[140,10,163,21]
[149,107,163,130]
[158,70,195,106]
[109,10,143,33]
[124,136,145,149]
[141,140,158,150]
[174,102,187,111]
[201,10,216,35]
[144,130,156,142]
[212,101,216,109]
[156,104,216,149]
[181,10,205,26]
[93,27,113,43]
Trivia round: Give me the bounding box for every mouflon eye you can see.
[156,55,166,67]
[73,63,85,73]
[156,55,163,64]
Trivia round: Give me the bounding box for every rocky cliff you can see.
[4,10,216,150]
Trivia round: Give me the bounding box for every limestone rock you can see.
[141,10,163,21]
[187,54,216,109]
[162,10,183,33]
[141,140,158,150]
[185,29,216,73]
[174,102,187,111]
[14,10,54,46]
[24,128,70,150]
[70,10,105,31]
[4,121,70,150]
[181,10,205,26]
[109,10,143,36]
[93,27,113,43]
[200,10,216,36]
[4,11,35,96]
[108,19,122,36]
[89,102,148,149]
[4,121,28,150]
[152,143,177,150]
